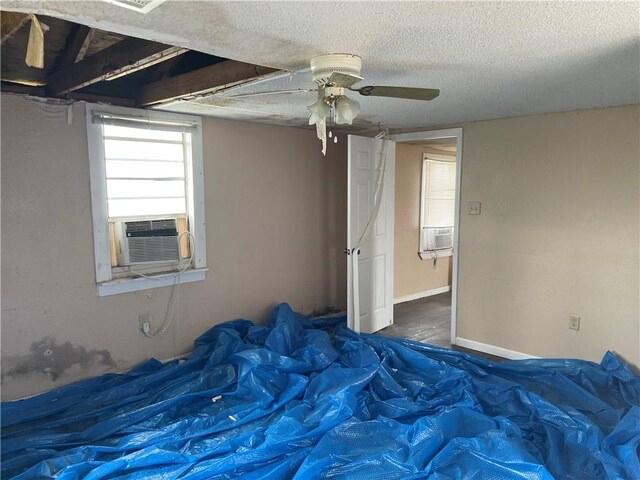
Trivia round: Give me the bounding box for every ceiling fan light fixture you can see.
[310,54,362,86]
[335,96,360,125]
[308,97,330,126]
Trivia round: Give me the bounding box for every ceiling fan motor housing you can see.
[311,54,362,86]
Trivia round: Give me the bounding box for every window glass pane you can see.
[423,158,456,236]
[108,198,186,217]
[106,160,185,179]
[104,139,184,162]
[107,179,186,199]
[427,161,456,199]
[425,199,455,226]
[102,122,189,219]
[104,124,183,142]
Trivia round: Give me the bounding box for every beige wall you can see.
[2,96,637,400]
[326,140,348,309]
[0,93,346,400]
[457,105,640,369]
[394,144,451,299]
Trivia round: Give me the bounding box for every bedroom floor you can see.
[377,292,504,362]
[378,292,452,347]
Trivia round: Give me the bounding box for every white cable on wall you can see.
[140,231,194,338]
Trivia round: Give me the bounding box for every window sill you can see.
[97,268,207,297]
[419,249,453,261]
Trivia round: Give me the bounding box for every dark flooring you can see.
[379,292,452,347]
[377,292,504,362]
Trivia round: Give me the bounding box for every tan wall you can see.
[326,140,348,309]
[394,144,451,299]
[457,105,640,369]
[0,94,346,400]
[3,96,636,400]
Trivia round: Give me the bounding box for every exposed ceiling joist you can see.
[57,24,94,68]
[136,60,280,106]
[1,81,135,106]
[0,82,44,96]
[1,11,29,44]
[66,91,134,106]
[46,37,187,96]
[146,52,183,83]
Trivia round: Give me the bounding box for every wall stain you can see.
[2,337,116,381]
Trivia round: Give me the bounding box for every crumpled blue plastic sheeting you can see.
[2,303,639,480]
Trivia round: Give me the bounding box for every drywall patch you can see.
[2,337,116,381]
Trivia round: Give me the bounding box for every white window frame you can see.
[86,104,207,296]
[419,153,456,260]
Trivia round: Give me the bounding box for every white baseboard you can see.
[394,286,450,305]
[454,337,539,360]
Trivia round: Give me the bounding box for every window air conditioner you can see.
[425,227,454,251]
[114,218,181,266]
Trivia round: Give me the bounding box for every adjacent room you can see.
[1,2,639,479]
[380,135,459,348]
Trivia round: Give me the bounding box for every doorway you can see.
[380,129,462,347]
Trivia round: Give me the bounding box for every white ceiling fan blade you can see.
[353,86,440,101]
[227,88,318,99]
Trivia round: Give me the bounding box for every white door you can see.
[347,135,395,333]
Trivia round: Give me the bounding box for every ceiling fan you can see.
[228,54,440,154]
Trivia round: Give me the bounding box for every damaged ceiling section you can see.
[0,10,282,115]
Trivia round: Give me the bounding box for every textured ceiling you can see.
[4,1,640,131]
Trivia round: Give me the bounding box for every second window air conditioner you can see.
[114,218,181,266]
[424,226,454,251]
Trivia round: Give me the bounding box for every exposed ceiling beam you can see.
[136,60,280,106]
[65,91,135,107]
[145,52,184,83]
[0,82,45,96]
[57,24,95,68]
[46,37,188,96]
[1,12,30,44]
[1,81,135,106]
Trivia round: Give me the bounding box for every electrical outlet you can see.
[468,201,481,215]
[569,315,580,331]
[139,313,151,334]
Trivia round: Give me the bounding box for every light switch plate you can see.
[468,201,481,215]
[569,315,580,331]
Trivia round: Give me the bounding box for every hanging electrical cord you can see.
[350,130,390,332]
[139,231,194,338]
[143,277,183,339]
[430,249,439,268]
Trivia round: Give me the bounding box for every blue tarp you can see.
[2,303,639,479]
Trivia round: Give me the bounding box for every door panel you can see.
[347,135,395,333]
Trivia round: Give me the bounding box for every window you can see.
[86,105,206,296]
[420,154,456,259]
